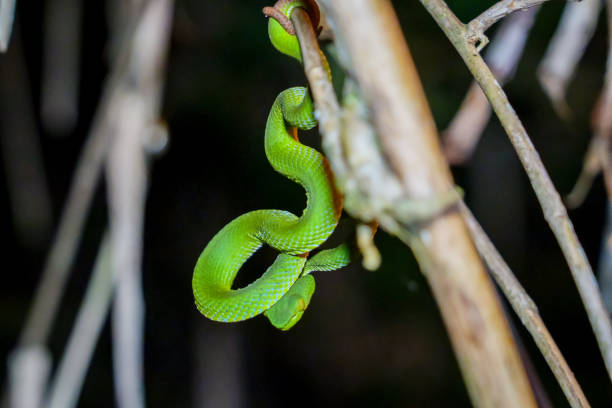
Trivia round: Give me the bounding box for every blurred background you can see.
[1,0,611,406]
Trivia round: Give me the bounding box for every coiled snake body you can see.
[192,1,348,330]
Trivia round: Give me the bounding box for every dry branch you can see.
[444,6,539,164]
[291,8,346,181]
[18,81,108,350]
[460,203,590,408]
[568,0,612,313]
[466,0,552,47]
[105,1,173,407]
[537,0,601,117]
[295,0,595,405]
[297,2,537,406]
[421,0,612,382]
[45,237,111,408]
[8,1,172,408]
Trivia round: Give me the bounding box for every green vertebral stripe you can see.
[192,87,342,323]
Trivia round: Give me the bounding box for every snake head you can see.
[263,0,320,63]
[264,274,315,330]
[267,17,302,62]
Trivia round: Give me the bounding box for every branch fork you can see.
[465,0,555,52]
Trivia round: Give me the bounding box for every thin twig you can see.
[537,0,601,118]
[108,95,148,408]
[14,0,143,365]
[294,9,402,268]
[565,136,605,208]
[421,0,612,382]
[466,0,552,46]
[589,0,612,314]
[6,1,171,408]
[45,237,111,408]
[306,17,589,401]
[3,7,130,408]
[291,7,347,181]
[14,0,158,354]
[18,82,108,349]
[460,202,591,408]
[43,3,172,406]
[105,1,173,407]
[292,2,591,405]
[444,6,539,164]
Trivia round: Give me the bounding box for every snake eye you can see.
[278,296,308,331]
[264,292,308,330]
[280,308,305,331]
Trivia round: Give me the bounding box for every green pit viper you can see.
[192,0,350,330]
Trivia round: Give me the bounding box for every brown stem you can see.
[467,0,552,43]
[263,6,295,35]
[291,2,591,406]
[421,0,612,382]
[460,203,591,408]
[301,1,537,406]
[443,6,539,164]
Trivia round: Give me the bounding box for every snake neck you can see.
[264,87,341,253]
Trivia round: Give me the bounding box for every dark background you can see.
[1,0,611,406]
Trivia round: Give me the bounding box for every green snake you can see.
[192,0,349,330]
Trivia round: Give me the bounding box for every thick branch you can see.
[306,1,537,406]
[294,3,590,405]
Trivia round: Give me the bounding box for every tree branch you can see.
[537,0,601,117]
[444,5,539,164]
[296,2,537,406]
[466,0,553,47]
[105,1,173,407]
[421,0,612,382]
[45,237,111,408]
[291,7,346,182]
[460,203,591,408]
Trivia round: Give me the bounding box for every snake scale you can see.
[192,0,349,330]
